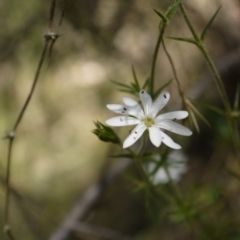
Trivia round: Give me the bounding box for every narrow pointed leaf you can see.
[201,6,221,41]
[142,77,150,90]
[153,79,173,98]
[234,84,240,111]
[166,0,182,20]
[131,65,140,90]
[189,110,200,132]
[203,104,226,116]
[226,168,240,182]
[153,9,168,23]
[110,80,129,88]
[168,37,197,45]
[187,100,210,127]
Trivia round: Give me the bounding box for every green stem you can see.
[162,39,184,96]
[179,3,199,42]
[179,3,240,160]
[198,46,240,159]
[198,46,231,112]
[150,22,167,96]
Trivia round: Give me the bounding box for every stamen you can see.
[144,117,154,127]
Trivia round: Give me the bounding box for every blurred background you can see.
[0,0,240,239]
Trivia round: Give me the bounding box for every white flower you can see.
[146,151,188,184]
[106,90,192,149]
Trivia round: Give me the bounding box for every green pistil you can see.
[144,117,154,127]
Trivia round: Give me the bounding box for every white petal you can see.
[149,126,162,147]
[107,104,143,118]
[107,104,124,111]
[123,123,146,148]
[106,116,141,126]
[139,90,152,115]
[122,97,144,117]
[151,91,170,117]
[156,120,192,136]
[122,97,138,106]
[156,111,189,121]
[160,131,181,149]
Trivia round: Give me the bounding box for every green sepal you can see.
[200,6,221,41]
[165,0,182,20]
[153,9,168,23]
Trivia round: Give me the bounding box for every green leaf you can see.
[203,104,226,116]
[226,168,240,182]
[165,0,182,20]
[111,79,140,96]
[110,80,129,88]
[168,36,197,45]
[142,77,150,90]
[153,79,173,98]
[153,9,168,23]
[234,83,240,111]
[188,101,210,127]
[201,6,221,41]
[131,65,140,90]
[189,110,200,133]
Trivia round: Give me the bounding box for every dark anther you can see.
[123,107,127,111]
[172,118,177,121]
[164,94,166,98]
[135,131,137,134]
[141,90,144,94]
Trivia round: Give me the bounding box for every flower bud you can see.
[92,121,121,144]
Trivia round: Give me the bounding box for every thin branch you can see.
[3,0,66,238]
[13,39,49,132]
[49,0,67,60]
[162,40,183,95]
[149,22,167,96]
[48,0,56,31]
[57,0,67,33]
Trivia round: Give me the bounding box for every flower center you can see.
[144,117,154,127]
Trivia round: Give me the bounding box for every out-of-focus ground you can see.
[0,0,240,239]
